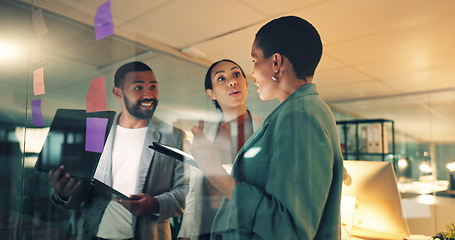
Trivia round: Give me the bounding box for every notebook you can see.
[35,109,130,200]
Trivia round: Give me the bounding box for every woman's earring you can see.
[271,70,282,81]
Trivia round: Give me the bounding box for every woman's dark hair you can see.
[204,59,246,110]
[254,16,323,79]
[114,61,152,89]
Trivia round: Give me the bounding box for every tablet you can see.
[35,109,116,179]
[90,178,131,200]
[148,142,199,169]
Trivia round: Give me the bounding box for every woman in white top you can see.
[178,59,263,240]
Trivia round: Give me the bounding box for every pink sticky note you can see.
[86,77,107,113]
[31,99,43,126]
[33,67,45,96]
[94,0,114,40]
[32,9,48,37]
[86,117,109,153]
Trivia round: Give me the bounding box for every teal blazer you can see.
[211,84,344,240]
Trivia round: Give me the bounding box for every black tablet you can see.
[90,178,131,200]
[148,142,199,169]
[35,109,116,179]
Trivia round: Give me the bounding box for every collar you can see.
[264,83,319,123]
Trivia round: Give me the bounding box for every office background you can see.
[1,0,455,238]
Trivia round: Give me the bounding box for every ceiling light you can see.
[180,46,206,58]
[0,41,24,62]
[15,126,50,154]
[419,162,432,173]
[447,161,455,172]
[398,158,408,169]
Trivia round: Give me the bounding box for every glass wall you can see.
[1,0,454,239]
[1,1,31,238]
[0,1,209,238]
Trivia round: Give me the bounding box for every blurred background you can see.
[1,0,454,238]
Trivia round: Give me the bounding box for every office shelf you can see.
[336,119,395,165]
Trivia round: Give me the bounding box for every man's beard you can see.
[124,97,158,119]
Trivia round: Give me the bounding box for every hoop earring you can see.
[271,70,282,81]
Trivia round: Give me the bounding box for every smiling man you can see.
[47,61,188,240]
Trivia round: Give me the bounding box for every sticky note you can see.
[32,9,48,37]
[33,67,45,96]
[86,77,107,113]
[85,117,108,153]
[31,99,43,126]
[30,38,41,66]
[94,0,114,40]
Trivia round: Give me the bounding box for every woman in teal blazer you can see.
[188,16,344,240]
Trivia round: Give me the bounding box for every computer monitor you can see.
[341,160,410,239]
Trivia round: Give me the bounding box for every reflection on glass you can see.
[0,0,454,239]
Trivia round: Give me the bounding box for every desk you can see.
[349,235,431,240]
[398,180,448,196]
[402,195,455,236]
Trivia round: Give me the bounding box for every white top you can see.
[97,125,147,239]
[111,125,147,196]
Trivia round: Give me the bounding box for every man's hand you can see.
[47,165,80,200]
[116,193,159,216]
